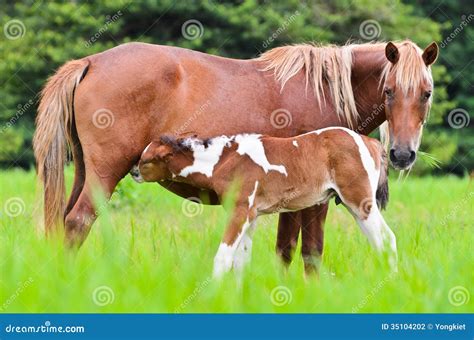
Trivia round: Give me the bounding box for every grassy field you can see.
[0,169,472,313]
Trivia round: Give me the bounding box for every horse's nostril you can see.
[389,149,397,162]
[390,148,415,167]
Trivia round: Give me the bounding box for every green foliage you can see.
[0,0,470,174]
[405,0,473,175]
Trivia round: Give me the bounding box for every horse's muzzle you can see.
[389,147,416,170]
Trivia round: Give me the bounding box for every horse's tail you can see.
[376,144,389,210]
[33,59,90,233]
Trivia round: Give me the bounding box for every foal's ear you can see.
[154,144,173,162]
[422,42,438,66]
[385,42,399,64]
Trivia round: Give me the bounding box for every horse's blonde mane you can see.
[258,43,357,128]
[257,40,433,128]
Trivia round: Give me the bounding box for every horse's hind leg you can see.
[300,204,329,274]
[64,152,133,247]
[64,135,86,218]
[276,211,301,265]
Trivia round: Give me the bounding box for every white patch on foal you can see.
[233,218,256,274]
[142,142,152,155]
[248,181,259,209]
[235,134,287,176]
[213,218,256,278]
[175,134,287,179]
[356,209,398,271]
[179,136,232,178]
[314,127,378,193]
[213,243,234,278]
[292,140,298,147]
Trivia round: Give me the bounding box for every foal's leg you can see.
[353,203,398,271]
[233,219,257,274]
[300,203,329,274]
[213,203,257,278]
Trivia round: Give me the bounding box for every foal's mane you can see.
[257,40,433,128]
[160,135,213,152]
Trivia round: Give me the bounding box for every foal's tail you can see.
[33,59,90,233]
[376,146,389,210]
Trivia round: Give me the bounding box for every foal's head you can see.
[381,41,438,169]
[137,141,174,182]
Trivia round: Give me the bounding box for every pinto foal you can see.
[132,127,397,277]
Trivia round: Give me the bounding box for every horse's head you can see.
[382,41,438,170]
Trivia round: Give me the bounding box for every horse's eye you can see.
[423,91,432,100]
[384,88,394,99]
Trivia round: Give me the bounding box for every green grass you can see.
[0,169,472,313]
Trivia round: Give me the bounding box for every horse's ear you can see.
[422,42,438,66]
[385,42,400,64]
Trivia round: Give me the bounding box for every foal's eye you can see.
[384,88,394,99]
[422,91,432,100]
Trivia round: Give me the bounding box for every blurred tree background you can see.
[0,0,472,175]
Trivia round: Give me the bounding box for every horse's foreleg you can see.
[300,204,329,274]
[276,212,301,265]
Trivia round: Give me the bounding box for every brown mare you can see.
[33,40,438,272]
